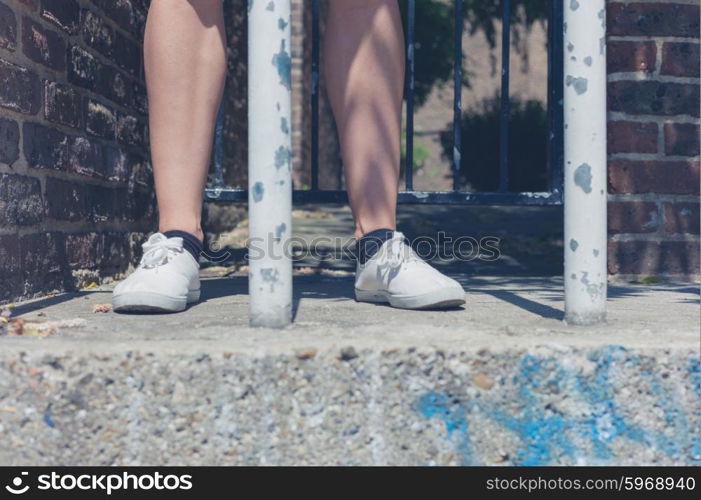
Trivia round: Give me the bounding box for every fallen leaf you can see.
[93,304,112,313]
[8,318,86,338]
[83,282,99,290]
[295,348,317,360]
[9,318,25,336]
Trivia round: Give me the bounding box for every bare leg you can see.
[144,0,227,242]
[324,0,405,239]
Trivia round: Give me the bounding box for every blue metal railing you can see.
[206,0,564,206]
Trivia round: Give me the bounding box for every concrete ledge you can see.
[0,276,699,465]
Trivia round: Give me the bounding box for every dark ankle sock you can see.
[163,230,203,262]
[356,228,396,264]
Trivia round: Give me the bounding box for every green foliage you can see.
[399,0,454,107]
[400,131,430,177]
[440,95,549,192]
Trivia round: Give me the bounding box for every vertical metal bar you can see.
[213,101,225,190]
[405,0,416,191]
[248,0,293,328]
[547,0,564,197]
[311,0,320,191]
[452,0,464,191]
[498,0,511,192]
[564,0,607,325]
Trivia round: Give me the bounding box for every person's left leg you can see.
[324,0,403,239]
[324,0,466,309]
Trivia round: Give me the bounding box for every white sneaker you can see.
[112,233,201,313]
[354,231,466,309]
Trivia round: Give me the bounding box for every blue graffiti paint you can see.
[575,346,648,459]
[416,392,471,464]
[484,355,578,465]
[43,408,55,428]
[415,347,701,465]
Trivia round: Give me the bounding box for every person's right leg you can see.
[324,0,465,310]
[146,0,226,242]
[113,0,226,313]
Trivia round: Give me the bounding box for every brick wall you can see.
[0,0,154,302]
[606,0,700,278]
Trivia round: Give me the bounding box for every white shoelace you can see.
[140,234,184,268]
[385,232,419,269]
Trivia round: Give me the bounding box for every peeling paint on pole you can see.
[248,0,292,328]
[564,0,607,325]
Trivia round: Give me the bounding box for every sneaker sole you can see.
[112,289,200,313]
[355,287,466,310]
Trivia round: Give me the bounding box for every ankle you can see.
[159,225,204,243]
[356,227,395,264]
[355,224,396,240]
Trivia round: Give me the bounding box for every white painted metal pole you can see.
[563,0,607,325]
[248,0,293,328]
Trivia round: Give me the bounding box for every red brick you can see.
[40,0,78,34]
[44,81,83,129]
[44,177,122,222]
[608,2,700,37]
[81,9,113,57]
[608,160,700,195]
[661,42,700,78]
[101,232,132,274]
[65,232,101,268]
[21,16,66,71]
[44,177,89,221]
[0,173,43,225]
[608,201,660,234]
[608,81,700,117]
[116,112,143,146]
[0,116,19,164]
[0,1,17,51]
[126,152,151,187]
[0,234,22,300]
[113,30,141,76]
[607,41,656,74]
[100,65,133,108]
[23,121,105,178]
[663,202,700,235]
[93,0,135,34]
[20,232,66,295]
[0,58,41,114]
[103,145,128,183]
[608,121,658,154]
[126,188,155,222]
[67,45,101,89]
[609,240,700,275]
[664,123,700,157]
[85,98,115,139]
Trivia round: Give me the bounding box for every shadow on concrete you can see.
[10,291,111,317]
[11,275,699,323]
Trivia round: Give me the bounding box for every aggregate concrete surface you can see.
[1,275,699,465]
